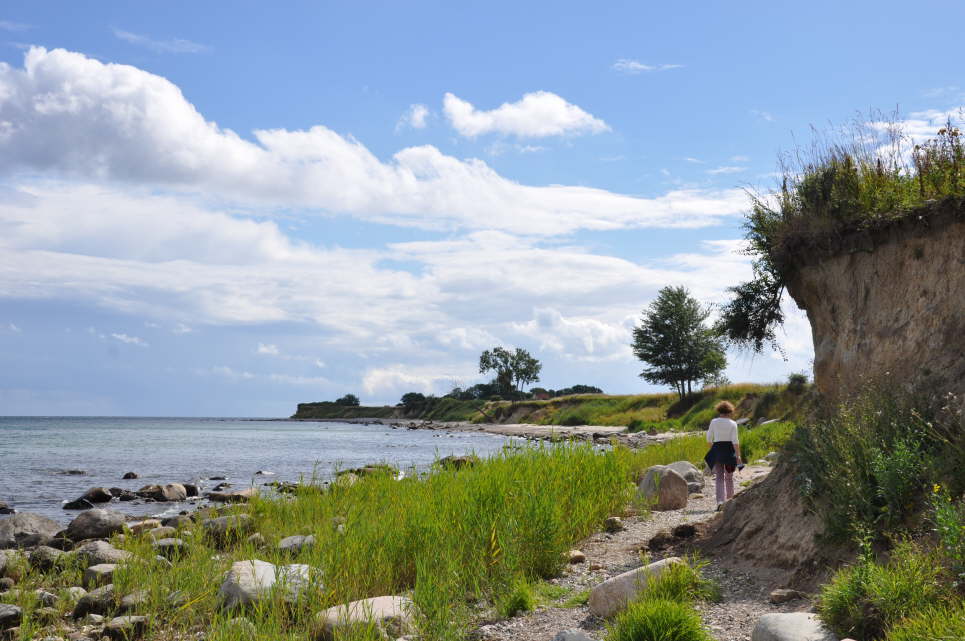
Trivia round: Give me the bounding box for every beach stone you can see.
[84,564,117,588]
[63,498,95,510]
[152,538,185,558]
[66,509,126,541]
[218,559,311,609]
[0,578,14,592]
[66,586,88,601]
[588,557,684,617]
[0,604,21,630]
[687,482,702,493]
[768,588,808,604]
[203,514,253,544]
[35,589,58,606]
[314,595,413,641]
[666,461,703,487]
[551,632,599,641]
[636,467,688,511]
[246,533,267,548]
[182,483,199,497]
[72,583,116,618]
[568,549,586,564]
[104,615,148,640]
[751,613,835,641]
[109,489,137,501]
[647,530,674,551]
[29,545,66,571]
[147,526,177,540]
[126,520,161,536]
[136,484,186,502]
[119,590,148,613]
[437,455,479,470]
[121,472,138,480]
[160,515,192,529]
[278,534,315,555]
[207,488,256,503]
[0,512,62,549]
[75,541,132,567]
[0,503,13,516]
[603,516,624,533]
[80,488,114,504]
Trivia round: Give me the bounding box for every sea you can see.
[0,416,514,525]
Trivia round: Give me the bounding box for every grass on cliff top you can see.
[748,112,965,259]
[2,420,798,641]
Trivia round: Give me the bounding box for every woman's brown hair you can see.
[715,401,735,415]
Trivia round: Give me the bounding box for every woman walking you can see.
[703,401,742,510]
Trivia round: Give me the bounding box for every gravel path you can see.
[473,464,815,641]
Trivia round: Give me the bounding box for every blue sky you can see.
[1,1,962,416]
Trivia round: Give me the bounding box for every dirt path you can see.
[473,464,815,641]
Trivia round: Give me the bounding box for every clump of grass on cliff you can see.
[720,113,965,353]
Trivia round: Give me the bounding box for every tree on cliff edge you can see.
[479,347,541,399]
[631,286,727,398]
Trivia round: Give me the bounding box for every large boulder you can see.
[278,535,315,556]
[66,509,126,541]
[0,502,14,515]
[314,596,413,641]
[666,461,703,489]
[136,484,187,502]
[206,488,257,503]
[0,513,62,549]
[751,613,835,641]
[218,560,311,609]
[74,541,132,567]
[636,467,689,511]
[83,564,117,588]
[588,557,684,618]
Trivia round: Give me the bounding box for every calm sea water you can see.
[0,417,513,524]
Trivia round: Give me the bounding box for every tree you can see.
[335,394,360,406]
[479,347,542,398]
[399,392,427,410]
[631,286,727,398]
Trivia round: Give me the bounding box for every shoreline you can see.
[287,416,693,448]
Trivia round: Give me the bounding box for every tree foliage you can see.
[631,286,727,398]
[479,347,542,398]
[335,393,360,406]
[399,392,427,410]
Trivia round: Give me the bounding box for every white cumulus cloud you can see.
[0,48,745,236]
[397,104,430,131]
[257,343,280,356]
[442,90,610,139]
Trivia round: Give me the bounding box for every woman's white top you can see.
[706,417,739,444]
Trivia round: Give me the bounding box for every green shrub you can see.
[787,373,808,394]
[817,540,952,640]
[497,579,535,617]
[627,418,647,433]
[930,485,965,588]
[789,389,939,540]
[883,602,965,641]
[605,599,712,641]
[643,558,721,604]
[560,412,589,426]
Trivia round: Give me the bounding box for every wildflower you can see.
[933,483,942,494]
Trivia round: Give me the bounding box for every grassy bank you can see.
[1,422,797,641]
[294,383,810,430]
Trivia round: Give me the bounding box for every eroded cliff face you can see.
[784,206,965,407]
